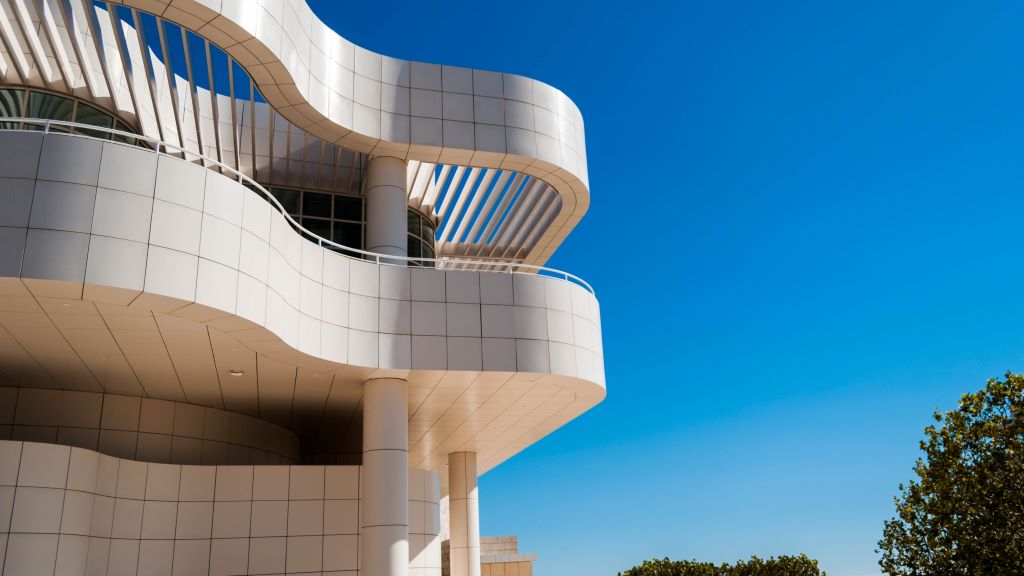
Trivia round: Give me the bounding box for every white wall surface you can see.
[0,132,605,388]
[162,0,590,186]
[0,440,441,576]
[0,387,300,465]
[151,0,590,266]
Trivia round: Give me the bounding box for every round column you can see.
[365,155,408,262]
[448,452,480,576]
[362,378,409,576]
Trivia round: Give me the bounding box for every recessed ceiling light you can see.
[229,369,244,377]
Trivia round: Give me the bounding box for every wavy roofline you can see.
[143,0,591,266]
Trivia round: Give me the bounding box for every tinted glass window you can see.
[333,195,362,221]
[403,210,436,263]
[302,217,331,240]
[74,103,113,138]
[27,92,73,122]
[302,191,332,218]
[112,120,139,145]
[0,89,136,136]
[257,188,366,250]
[74,103,112,127]
[0,89,23,128]
[271,188,300,215]
[0,89,24,117]
[333,222,362,248]
[407,211,420,238]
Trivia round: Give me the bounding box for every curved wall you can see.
[157,0,590,266]
[0,440,441,576]
[0,388,299,465]
[0,131,605,387]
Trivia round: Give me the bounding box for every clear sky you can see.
[310,1,1024,574]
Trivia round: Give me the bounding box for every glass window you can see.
[74,103,112,127]
[302,191,332,218]
[0,89,137,136]
[333,222,362,248]
[27,92,73,129]
[74,103,113,138]
[407,211,421,239]
[405,209,436,264]
[270,188,300,215]
[112,120,139,145]
[0,89,24,129]
[0,89,24,117]
[417,241,435,267]
[334,195,362,221]
[253,187,367,251]
[302,217,331,240]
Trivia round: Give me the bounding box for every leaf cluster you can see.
[878,372,1024,575]
[617,554,825,576]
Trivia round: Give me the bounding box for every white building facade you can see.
[0,1,604,575]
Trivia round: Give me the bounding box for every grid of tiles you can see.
[478,562,533,576]
[0,440,441,576]
[0,4,367,195]
[0,388,299,466]
[0,129,605,475]
[0,131,605,383]
[478,537,535,576]
[479,536,518,556]
[0,0,592,267]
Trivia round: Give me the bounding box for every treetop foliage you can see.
[617,554,825,576]
[878,372,1024,575]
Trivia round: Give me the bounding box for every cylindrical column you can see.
[365,155,408,260]
[362,378,409,576]
[448,452,480,576]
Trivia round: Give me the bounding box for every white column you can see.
[362,378,409,576]
[448,452,480,576]
[365,155,408,260]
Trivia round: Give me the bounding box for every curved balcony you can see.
[0,0,590,266]
[0,125,604,473]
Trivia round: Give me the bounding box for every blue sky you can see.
[311,1,1024,574]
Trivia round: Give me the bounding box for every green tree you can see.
[730,555,825,576]
[878,372,1024,575]
[617,554,824,576]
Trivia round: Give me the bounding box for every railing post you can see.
[43,120,50,134]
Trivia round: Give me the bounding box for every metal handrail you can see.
[2,117,595,295]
